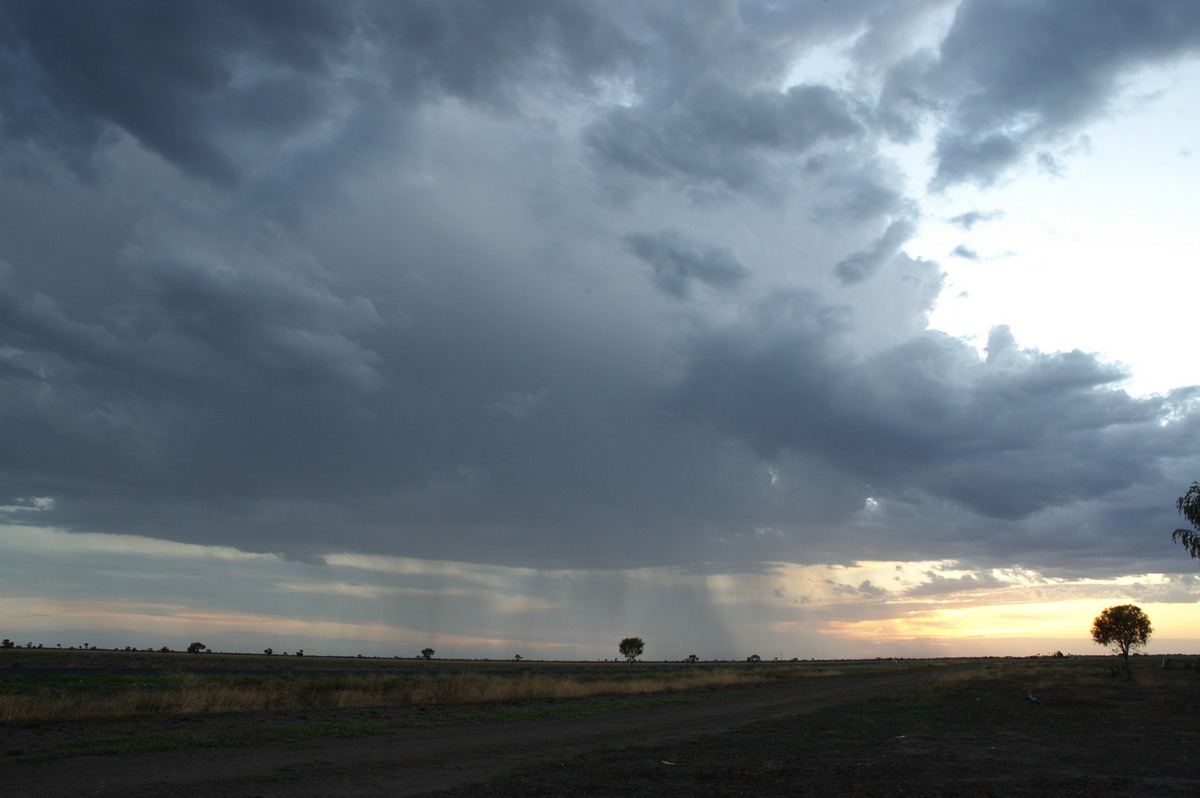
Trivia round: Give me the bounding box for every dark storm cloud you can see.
[0,215,388,526]
[586,81,865,197]
[0,260,125,367]
[624,231,750,298]
[1,220,383,396]
[0,357,37,381]
[834,218,917,283]
[803,156,913,228]
[873,50,940,145]
[0,0,1198,580]
[0,0,631,187]
[0,0,352,183]
[879,0,1200,187]
[669,312,1195,526]
[122,224,384,393]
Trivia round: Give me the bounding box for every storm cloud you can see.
[1,0,1198,593]
[880,0,1200,187]
[625,230,750,298]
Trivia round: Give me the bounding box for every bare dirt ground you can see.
[3,660,1199,797]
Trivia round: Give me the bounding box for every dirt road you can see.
[3,668,939,797]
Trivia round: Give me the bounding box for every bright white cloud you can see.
[917,59,1200,396]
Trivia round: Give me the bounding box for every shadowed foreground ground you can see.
[3,659,1198,796]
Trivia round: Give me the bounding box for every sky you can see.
[2,0,1200,661]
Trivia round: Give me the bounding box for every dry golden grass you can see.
[0,666,825,723]
[922,655,1177,706]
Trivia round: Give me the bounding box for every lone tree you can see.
[1091,604,1152,679]
[619,636,644,665]
[186,641,206,654]
[420,647,435,660]
[1172,482,1200,561]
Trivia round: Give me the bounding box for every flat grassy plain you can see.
[0,647,846,724]
[457,654,1200,796]
[3,650,1199,795]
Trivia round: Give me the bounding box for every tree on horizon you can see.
[619,637,644,665]
[1091,604,1152,680]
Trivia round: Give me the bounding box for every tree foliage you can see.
[1091,604,1152,679]
[187,641,207,654]
[420,647,435,660]
[618,636,644,664]
[1172,482,1200,560]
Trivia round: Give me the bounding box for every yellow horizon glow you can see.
[5,520,1200,658]
[822,598,1200,647]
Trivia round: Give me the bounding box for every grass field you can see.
[0,647,865,723]
[455,654,1200,796]
[5,650,1200,795]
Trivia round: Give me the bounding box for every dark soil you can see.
[448,658,1200,797]
[2,658,1197,797]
